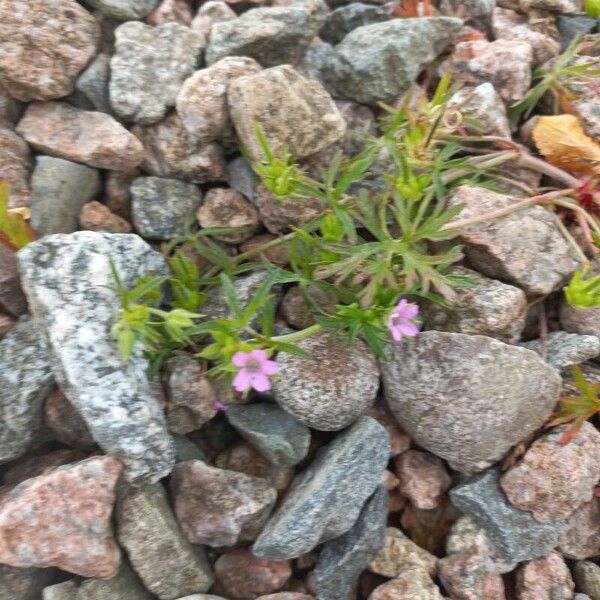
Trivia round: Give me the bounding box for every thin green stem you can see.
[270,323,322,343]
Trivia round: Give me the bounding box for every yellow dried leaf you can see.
[533,114,600,176]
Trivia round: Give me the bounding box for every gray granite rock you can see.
[17,232,176,484]
[131,176,202,240]
[30,156,101,236]
[296,38,335,88]
[0,317,54,464]
[83,0,158,20]
[1,565,54,600]
[313,486,389,600]
[74,53,112,114]
[117,483,213,600]
[557,16,597,51]
[323,17,463,105]
[574,561,600,600]
[575,595,593,600]
[450,469,569,563]
[226,403,311,466]
[320,2,392,44]
[226,156,258,201]
[43,581,77,600]
[110,22,205,124]
[521,331,600,371]
[253,416,390,559]
[381,331,561,473]
[77,564,154,600]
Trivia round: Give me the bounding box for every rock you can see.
[381,331,561,473]
[43,581,78,600]
[227,156,258,200]
[174,596,228,600]
[368,567,445,600]
[492,8,560,66]
[575,595,594,600]
[321,3,393,45]
[104,168,138,221]
[369,526,436,578]
[3,448,90,486]
[280,285,336,329]
[171,459,277,546]
[0,86,23,125]
[17,232,176,483]
[206,4,324,67]
[2,566,54,600]
[44,388,95,449]
[73,53,111,115]
[30,156,101,236]
[447,83,511,138]
[0,0,99,101]
[501,422,600,523]
[197,188,261,244]
[560,499,600,559]
[228,65,346,161]
[214,549,291,600]
[163,354,217,435]
[0,456,122,578]
[77,563,154,599]
[574,98,600,143]
[191,1,236,37]
[450,469,570,563]
[79,201,132,234]
[0,126,31,208]
[365,404,411,458]
[447,185,579,296]
[0,245,27,317]
[312,487,389,600]
[323,18,462,105]
[561,289,600,337]
[255,595,313,600]
[557,16,598,51]
[117,483,213,600]
[574,561,600,600]
[272,332,379,431]
[83,0,157,19]
[131,176,203,240]
[515,551,574,600]
[239,234,290,266]
[0,317,54,464]
[133,113,227,183]
[253,416,390,559]
[440,40,533,105]
[226,403,311,466]
[0,314,15,337]
[148,0,194,26]
[177,57,261,144]
[17,102,144,170]
[296,38,335,87]
[521,331,600,371]
[395,450,451,510]
[110,22,205,124]
[519,0,582,14]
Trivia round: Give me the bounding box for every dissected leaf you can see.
[533,114,600,176]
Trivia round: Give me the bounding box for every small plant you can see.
[584,0,600,18]
[0,180,37,251]
[564,267,600,309]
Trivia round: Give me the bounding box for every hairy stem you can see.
[270,323,322,343]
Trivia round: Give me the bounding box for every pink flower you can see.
[232,349,279,393]
[388,299,420,342]
[213,400,228,412]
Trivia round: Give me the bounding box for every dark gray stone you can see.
[320,2,392,44]
[521,331,600,372]
[77,564,154,600]
[557,16,598,51]
[296,39,335,88]
[17,232,176,484]
[226,403,311,466]
[313,486,389,600]
[226,156,258,201]
[30,156,101,236]
[83,0,158,20]
[0,316,54,464]
[75,53,112,114]
[450,469,569,563]
[574,561,600,600]
[173,434,208,463]
[252,416,390,559]
[43,581,77,600]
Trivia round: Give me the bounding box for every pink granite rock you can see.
[0,126,31,208]
[395,450,451,509]
[191,1,236,37]
[0,86,23,124]
[365,404,411,458]
[0,456,122,578]
[147,0,193,25]
[515,551,575,600]
[43,388,96,449]
[368,567,445,600]
[79,201,132,234]
[560,498,600,559]
[104,168,139,221]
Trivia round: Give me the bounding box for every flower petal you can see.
[261,359,279,375]
[389,325,403,342]
[397,321,419,337]
[232,351,249,368]
[249,348,269,364]
[251,372,272,392]
[233,369,252,392]
[402,303,419,319]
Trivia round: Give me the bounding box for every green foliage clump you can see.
[564,267,600,309]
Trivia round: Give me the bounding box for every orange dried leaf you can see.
[533,114,600,176]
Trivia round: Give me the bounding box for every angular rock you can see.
[117,483,213,600]
[450,469,570,563]
[296,38,335,88]
[381,331,561,473]
[365,404,411,458]
[226,403,311,466]
[74,53,112,114]
[77,563,154,600]
[0,317,54,464]
[320,3,392,44]
[148,0,193,26]
[110,22,205,124]
[324,18,462,105]
[17,102,144,171]
[0,456,122,578]
[171,459,277,547]
[447,185,579,296]
[574,98,600,143]
[84,0,158,20]
[227,156,258,201]
[191,1,236,37]
[557,16,598,51]
[253,416,390,559]
[43,581,78,600]
[560,498,600,559]
[30,156,101,236]
[0,0,100,101]
[515,551,574,600]
[368,567,445,600]
[519,0,582,14]
[521,331,600,371]
[17,232,176,483]
[104,168,138,221]
[44,388,95,449]
[131,176,203,240]
[0,126,31,208]
[0,244,27,317]
[561,285,600,337]
[501,422,600,523]
[79,201,132,234]
[574,561,600,600]
[272,332,379,431]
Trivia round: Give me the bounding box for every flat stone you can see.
[0,244,27,317]
[83,0,158,20]
[312,487,389,600]
[272,332,380,431]
[450,469,570,563]
[447,185,579,296]
[368,567,445,600]
[30,156,101,236]
[228,65,346,161]
[77,564,154,600]
[557,16,598,51]
[521,331,600,371]
[320,2,392,44]
[574,561,600,600]
[79,201,132,234]
[191,1,236,37]
[110,22,205,124]
[560,498,600,559]
[131,176,203,240]
[117,483,213,600]
[171,459,277,547]
[44,388,95,449]
[1,566,54,600]
[381,331,561,473]
[515,551,574,600]
[0,125,31,208]
[17,232,176,483]
[253,416,390,559]
[17,102,144,171]
[0,317,54,464]
[226,403,311,466]
[74,53,112,114]
[323,18,462,105]
[0,0,100,101]
[0,456,123,578]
